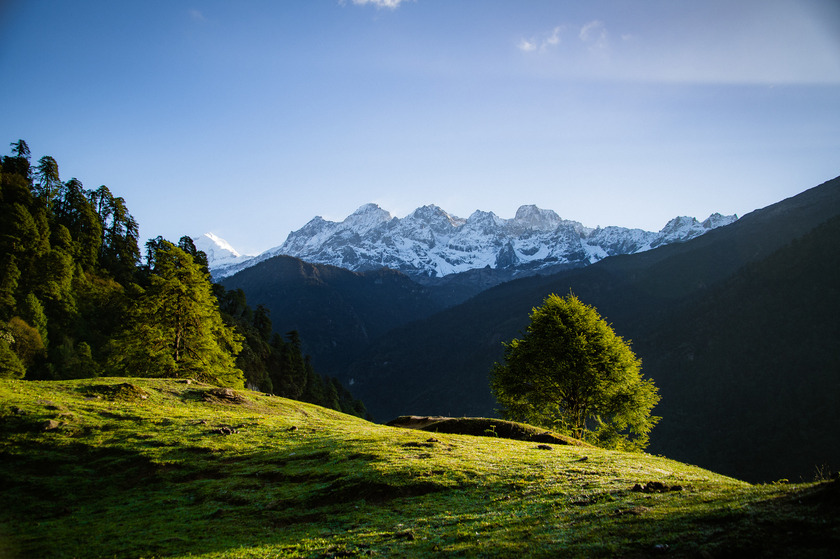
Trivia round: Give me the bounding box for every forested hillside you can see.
[0,140,365,417]
[221,255,450,373]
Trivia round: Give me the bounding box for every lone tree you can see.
[490,293,660,451]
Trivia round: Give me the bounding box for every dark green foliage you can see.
[491,293,660,451]
[639,213,840,482]
[214,284,368,418]
[108,242,244,387]
[221,255,449,375]
[0,337,25,378]
[0,140,367,416]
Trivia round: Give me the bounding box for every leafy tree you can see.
[108,242,244,387]
[0,255,20,319]
[490,293,660,451]
[5,316,45,369]
[19,293,48,348]
[0,338,25,379]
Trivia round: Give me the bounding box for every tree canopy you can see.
[0,140,367,417]
[108,241,245,387]
[490,293,660,451]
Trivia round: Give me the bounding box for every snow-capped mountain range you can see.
[200,204,737,280]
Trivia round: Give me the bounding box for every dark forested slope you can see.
[221,255,449,374]
[340,176,840,482]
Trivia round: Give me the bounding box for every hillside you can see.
[341,176,840,482]
[2,377,839,558]
[220,255,450,373]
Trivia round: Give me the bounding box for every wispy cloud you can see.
[579,20,609,52]
[188,9,206,22]
[344,0,413,9]
[517,25,565,53]
[517,38,537,52]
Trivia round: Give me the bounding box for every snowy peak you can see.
[208,204,738,281]
[193,233,253,264]
[343,203,393,233]
[703,213,739,229]
[192,233,256,279]
[513,205,564,231]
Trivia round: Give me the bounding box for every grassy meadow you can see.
[1,377,838,558]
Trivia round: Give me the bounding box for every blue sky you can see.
[2,0,839,255]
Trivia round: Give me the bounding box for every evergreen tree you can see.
[108,242,244,387]
[490,293,660,451]
[34,156,61,209]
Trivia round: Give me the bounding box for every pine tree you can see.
[108,242,244,387]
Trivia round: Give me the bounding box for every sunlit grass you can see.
[1,377,837,558]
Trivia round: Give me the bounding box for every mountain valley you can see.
[218,176,840,483]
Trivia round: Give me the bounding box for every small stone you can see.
[213,426,238,435]
[42,419,60,431]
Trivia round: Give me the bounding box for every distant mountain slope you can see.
[220,255,448,373]
[340,176,840,482]
[211,203,736,281]
[639,213,840,482]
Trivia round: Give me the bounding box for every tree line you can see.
[0,140,366,418]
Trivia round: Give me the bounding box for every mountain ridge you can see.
[202,204,736,280]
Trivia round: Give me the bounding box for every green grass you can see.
[1,378,838,558]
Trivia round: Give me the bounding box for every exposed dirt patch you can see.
[386,416,591,446]
[82,383,149,402]
[202,387,246,404]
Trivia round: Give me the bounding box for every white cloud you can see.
[579,20,608,52]
[545,26,563,47]
[518,25,565,53]
[517,38,537,52]
[347,0,412,9]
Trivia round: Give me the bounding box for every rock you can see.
[42,419,60,431]
[213,426,238,435]
[536,444,552,450]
